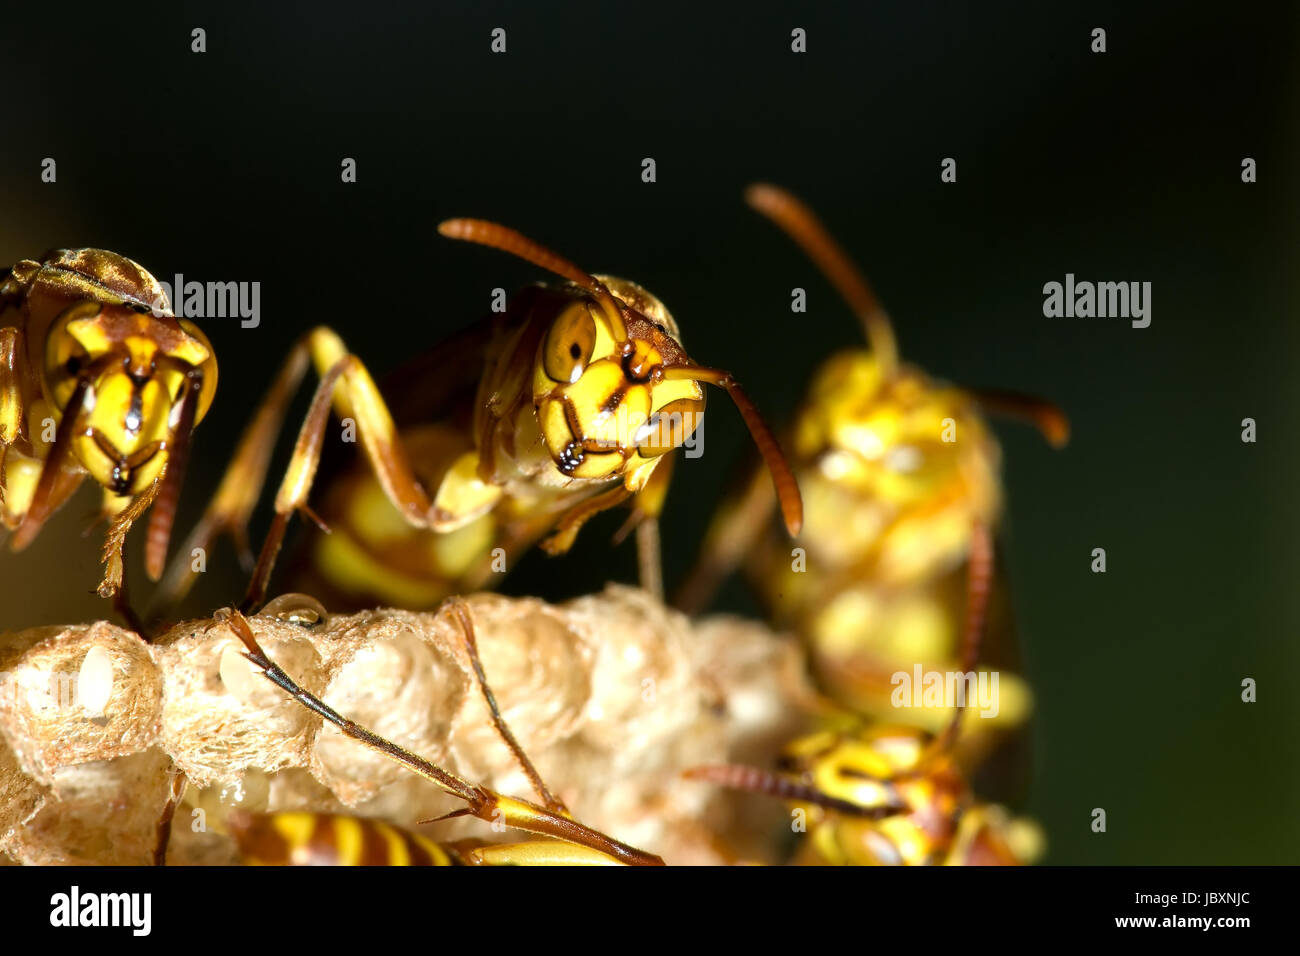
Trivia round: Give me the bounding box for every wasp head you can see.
[796,352,998,506]
[39,257,218,496]
[532,277,705,481]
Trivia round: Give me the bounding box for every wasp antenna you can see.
[745,183,898,375]
[969,388,1071,448]
[222,607,484,806]
[662,365,802,536]
[224,607,663,865]
[438,218,628,344]
[685,764,906,820]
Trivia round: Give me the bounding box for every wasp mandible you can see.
[0,250,217,622]
[159,220,802,612]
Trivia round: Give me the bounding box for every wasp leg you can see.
[0,327,32,451]
[440,505,571,596]
[611,449,676,601]
[8,377,90,550]
[635,521,663,602]
[151,344,313,612]
[0,328,32,531]
[445,597,569,815]
[153,769,188,866]
[240,348,461,611]
[968,389,1071,448]
[425,449,503,532]
[0,326,64,533]
[460,841,625,866]
[672,457,775,614]
[538,483,634,557]
[1,447,85,541]
[95,480,160,632]
[220,609,663,865]
[158,326,458,613]
[663,364,802,537]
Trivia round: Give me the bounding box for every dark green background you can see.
[1,1,1295,863]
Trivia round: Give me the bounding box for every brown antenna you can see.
[683,764,906,820]
[970,388,1071,448]
[745,183,899,376]
[438,219,628,344]
[663,365,803,536]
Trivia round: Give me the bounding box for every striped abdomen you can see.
[229,811,460,866]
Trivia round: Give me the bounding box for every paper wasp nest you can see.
[0,586,812,865]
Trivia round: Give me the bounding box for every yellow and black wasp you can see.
[227,811,636,866]
[158,219,802,612]
[687,523,1042,866]
[678,185,1067,738]
[688,722,1041,866]
[1,250,217,625]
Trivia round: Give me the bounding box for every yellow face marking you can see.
[65,315,112,354]
[68,368,180,494]
[532,294,705,482]
[41,302,216,497]
[571,362,651,446]
[535,354,642,479]
[162,330,210,368]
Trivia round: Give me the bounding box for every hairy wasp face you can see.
[532,278,704,481]
[39,257,217,494]
[788,350,1000,578]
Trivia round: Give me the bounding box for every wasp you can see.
[228,811,632,866]
[687,525,1041,865]
[203,604,663,866]
[678,185,1067,730]
[687,722,1040,866]
[0,250,217,623]
[157,219,801,613]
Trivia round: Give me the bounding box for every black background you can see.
[0,1,1296,864]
